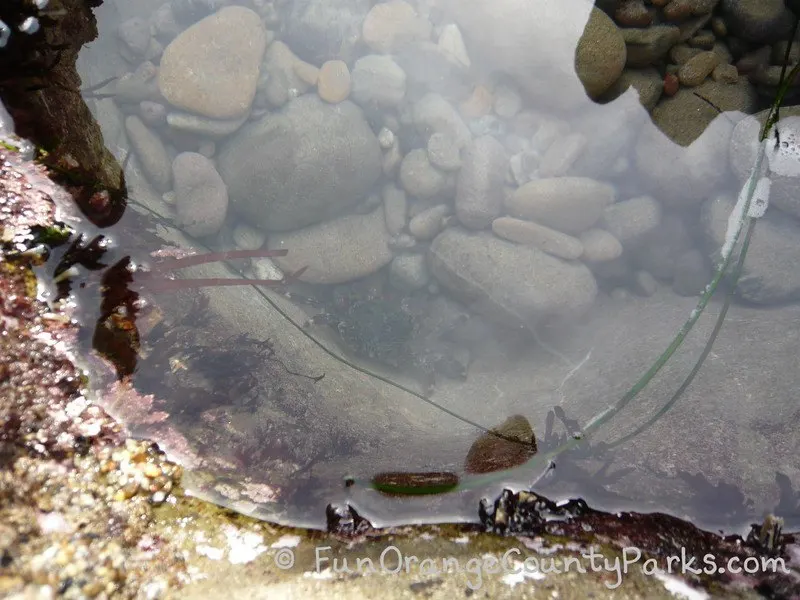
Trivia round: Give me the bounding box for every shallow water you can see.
[61,0,800,532]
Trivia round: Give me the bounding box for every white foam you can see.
[766,117,800,177]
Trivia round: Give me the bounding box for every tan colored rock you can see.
[678,50,719,87]
[579,228,623,262]
[268,209,393,284]
[505,177,616,235]
[158,7,266,119]
[459,85,493,119]
[317,60,351,103]
[362,0,432,54]
[409,204,450,240]
[492,217,584,260]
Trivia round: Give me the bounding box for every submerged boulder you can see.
[217,95,382,232]
[428,228,597,328]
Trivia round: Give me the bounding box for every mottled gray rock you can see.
[622,25,681,67]
[413,93,471,147]
[409,204,450,240]
[158,7,266,119]
[362,0,432,53]
[268,209,393,284]
[579,228,623,262]
[217,95,381,232]
[702,194,800,303]
[600,67,663,111]
[378,127,396,149]
[393,42,472,101]
[124,115,171,192]
[260,41,319,109]
[382,141,403,177]
[399,149,447,200]
[166,111,248,139]
[538,133,587,178]
[426,132,462,171]
[491,217,584,260]
[389,253,430,291]
[172,152,229,237]
[677,50,719,86]
[493,84,522,119]
[601,195,662,247]
[568,91,648,179]
[233,222,267,250]
[283,0,371,64]
[351,55,407,108]
[505,177,616,235]
[721,0,794,43]
[114,61,161,104]
[428,228,597,328]
[117,17,152,58]
[139,101,167,128]
[455,136,507,229]
[382,184,408,236]
[437,23,471,67]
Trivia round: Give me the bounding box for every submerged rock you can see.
[351,54,408,108]
[217,95,381,232]
[505,177,616,235]
[125,115,171,193]
[455,135,508,229]
[172,152,228,238]
[158,6,266,119]
[428,228,597,328]
[283,0,371,64]
[362,0,432,53]
[268,209,393,284]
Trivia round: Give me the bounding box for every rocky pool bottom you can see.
[2,131,800,600]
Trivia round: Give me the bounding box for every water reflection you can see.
[66,0,800,531]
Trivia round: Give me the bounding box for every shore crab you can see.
[286,285,472,393]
